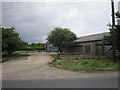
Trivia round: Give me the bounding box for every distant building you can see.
[45,41,58,52]
[63,32,112,56]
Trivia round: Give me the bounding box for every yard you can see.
[49,54,119,71]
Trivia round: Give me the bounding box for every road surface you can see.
[2,76,118,88]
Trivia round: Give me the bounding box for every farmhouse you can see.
[46,32,112,56]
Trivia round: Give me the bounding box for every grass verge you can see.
[2,51,31,62]
[49,59,119,71]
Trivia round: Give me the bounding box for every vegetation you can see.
[49,60,119,71]
[104,11,120,52]
[115,11,120,52]
[2,49,44,62]
[47,27,77,59]
[1,26,45,62]
[51,54,109,61]
[47,27,77,53]
[2,52,29,62]
[1,27,28,55]
[27,43,45,50]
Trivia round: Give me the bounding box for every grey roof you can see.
[76,32,110,43]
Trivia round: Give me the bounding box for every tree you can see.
[47,27,77,58]
[104,11,120,52]
[1,27,27,55]
[28,43,45,50]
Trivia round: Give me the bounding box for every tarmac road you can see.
[2,76,118,88]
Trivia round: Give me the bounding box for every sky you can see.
[2,0,120,43]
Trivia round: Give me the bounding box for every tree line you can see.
[1,27,45,55]
[27,43,45,50]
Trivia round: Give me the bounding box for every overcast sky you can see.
[2,0,120,43]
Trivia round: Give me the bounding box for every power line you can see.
[2,2,82,9]
[3,2,81,8]
[2,2,59,7]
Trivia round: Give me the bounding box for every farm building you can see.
[63,32,112,56]
[46,32,112,56]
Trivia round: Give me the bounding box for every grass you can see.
[2,53,29,62]
[51,54,110,60]
[14,50,40,54]
[2,50,45,62]
[2,50,32,62]
[49,59,119,71]
[14,50,45,53]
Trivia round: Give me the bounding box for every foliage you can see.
[1,27,27,55]
[104,11,120,52]
[49,60,119,71]
[115,11,120,18]
[27,43,45,49]
[104,33,112,44]
[47,27,77,53]
[115,24,120,51]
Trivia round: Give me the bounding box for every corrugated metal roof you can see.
[76,32,110,43]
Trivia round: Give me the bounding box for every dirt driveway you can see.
[2,52,118,80]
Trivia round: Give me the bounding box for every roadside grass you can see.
[2,53,29,58]
[2,50,33,62]
[2,52,29,62]
[3,50,45,57]
[14,50,37,54]
[51,54,110,60]
[14,49,46,53]
[2,50,45,62]
[49,59,119,71]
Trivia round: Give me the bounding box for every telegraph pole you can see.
[111,0,116,61]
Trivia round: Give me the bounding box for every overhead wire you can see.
[3,2,59,7]
[2,2,82,9]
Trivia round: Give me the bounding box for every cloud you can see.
[2,0,120,3]
[2,2,115,43]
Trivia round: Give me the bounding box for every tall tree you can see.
[2,27,27,55]
[47,27,77,58]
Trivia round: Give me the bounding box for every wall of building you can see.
[63,41,112,56]
[81,42,96,55]
[63,46,83,54]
